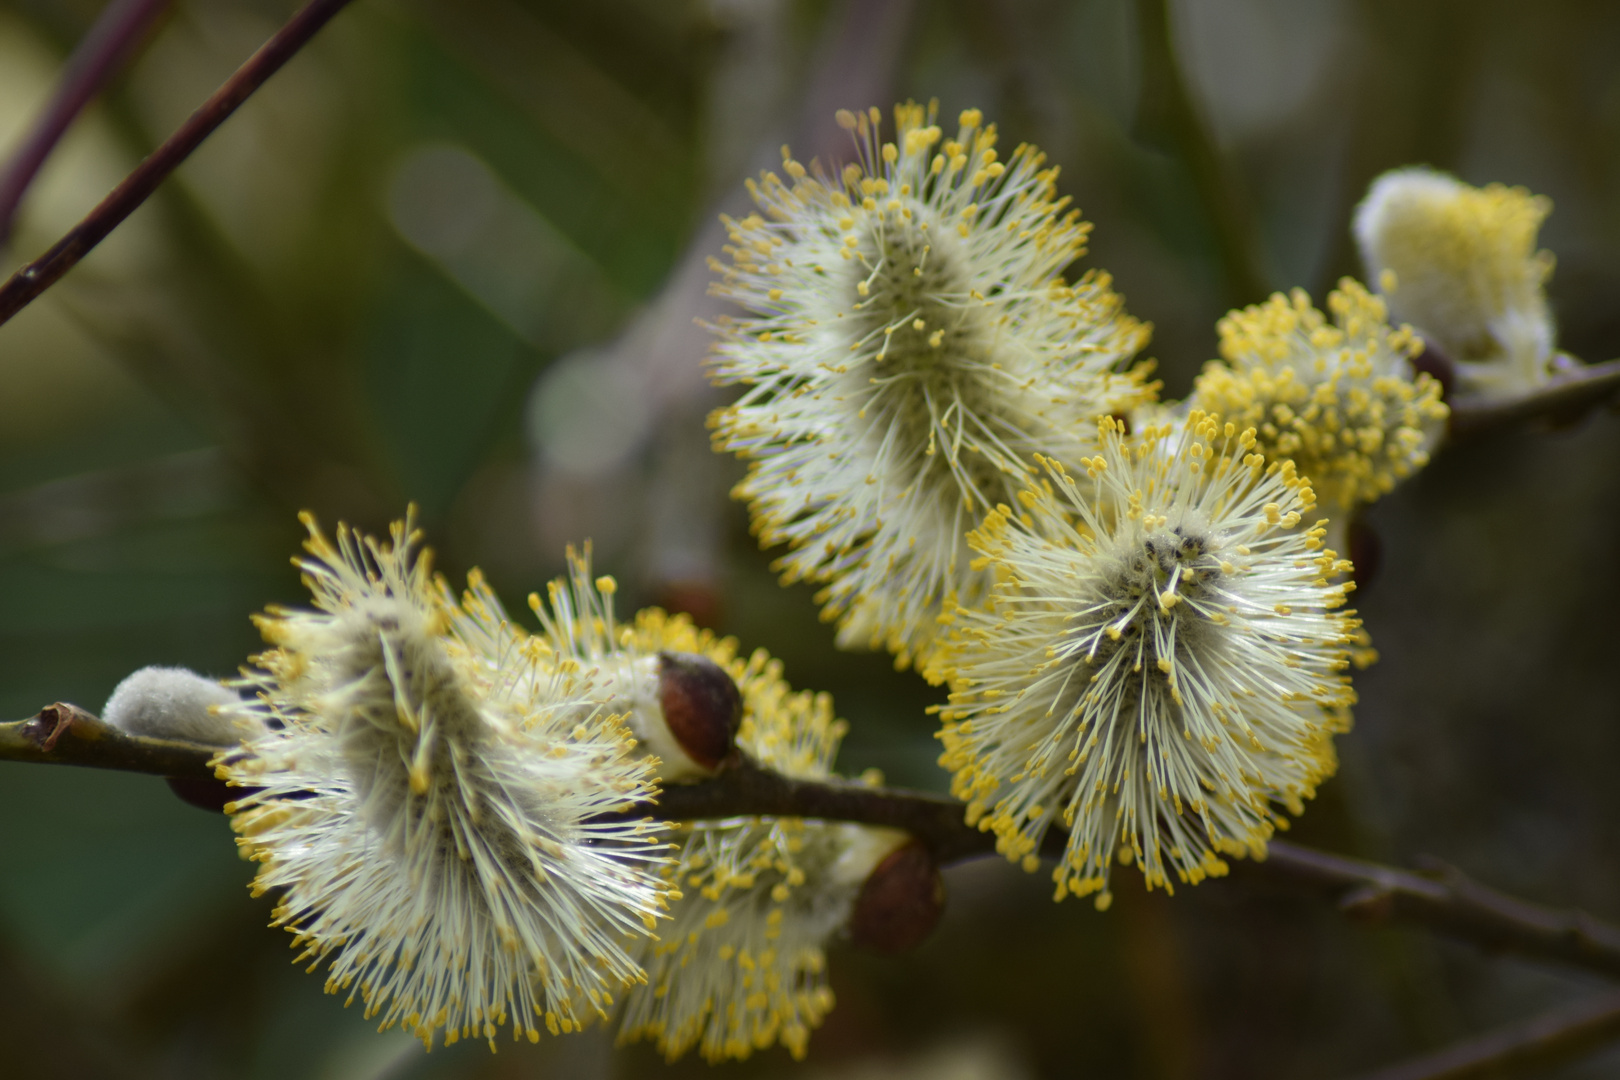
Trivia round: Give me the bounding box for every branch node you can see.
[29,703,85,752]
[1339,884,1396,923]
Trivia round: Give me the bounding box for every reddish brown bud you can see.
[1411,340,1455,402]
[653,580,724,630]
[847,840,945,954]
[166,775,238,813]
[1348,515,1382,592]
[656,651,742,771]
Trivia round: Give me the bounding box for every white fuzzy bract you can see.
[934,414,1361,908]
[219,513,672,1049]
[102,665,248,746]
[709,102,1152,672]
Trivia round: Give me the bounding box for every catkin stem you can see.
[0,0,172,247]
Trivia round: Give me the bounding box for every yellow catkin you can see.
[1190,278,1447,515]
[1354,167,1558,393]
[523,551,877,1064]
[709,101,1155,675]
[931,413,1359,907]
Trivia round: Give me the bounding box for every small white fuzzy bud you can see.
[1354,167,1558,395]
[101,666,245,746]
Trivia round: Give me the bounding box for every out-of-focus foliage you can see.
[2,0,1620,1077]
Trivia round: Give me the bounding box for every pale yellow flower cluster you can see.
[222,516,906,1062]
[1355,167,1561,394]
[707,105,1527,906]
[202,104,1571,1068]
[220,514,671,1049]
[709,101,1153,674]
[1190,279,1448,517]
[523,553,913,1063]
[934,414,1358,907]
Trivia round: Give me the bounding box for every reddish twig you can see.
[653,772,1620,979]
[1447,358,1620,439]
[8,702,1620,986]
[0,0,357,327]
[654,758,991,861]
[1345,991,1620,1080]
[0,0,172,247]
[1259,842,1620,981]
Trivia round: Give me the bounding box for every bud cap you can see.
[656,650,742,773]
[847,839,946,954]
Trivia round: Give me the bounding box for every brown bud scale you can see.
[656,651,742,771]
[848,840,945,954]
[166,774,240,813]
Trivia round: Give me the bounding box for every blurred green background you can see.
[3,0,1620,1077]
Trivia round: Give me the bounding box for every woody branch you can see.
[0,0,357,327]
[7,701,1620,988]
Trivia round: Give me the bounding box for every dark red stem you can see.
[1345,992,1620,1080]
[0,0,172,247]
[0,0,357,326]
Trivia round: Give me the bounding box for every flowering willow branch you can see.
[0,0,172,247]
[1447,357,1620,439]
[8,701,1620,985]
[1346,991,1620,1080]
[0,0,356,327]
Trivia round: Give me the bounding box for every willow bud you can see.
[847,839,946,954]
[639,650,742,778]
[102,666,246,746]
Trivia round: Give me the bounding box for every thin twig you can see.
[652,772,1620,979]
[9,703,1620,985]
[1256,843,1620,981]
[653,759,991,861]
[1345,991,1620,1080]
[1447,358,1620,440]
[0,0,357,327]
[0,0,172,247]
[0,703,219,779]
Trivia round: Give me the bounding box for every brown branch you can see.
[1256,843,1620,981]
[0,703,219,779]
[0,0,357,327]
[652,758,992,862]
[9,704,1620,985]
[1447,358,1620,440]
[1345,991,1620,1080]
[0,0,172,247]
[652,769,1620,980]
